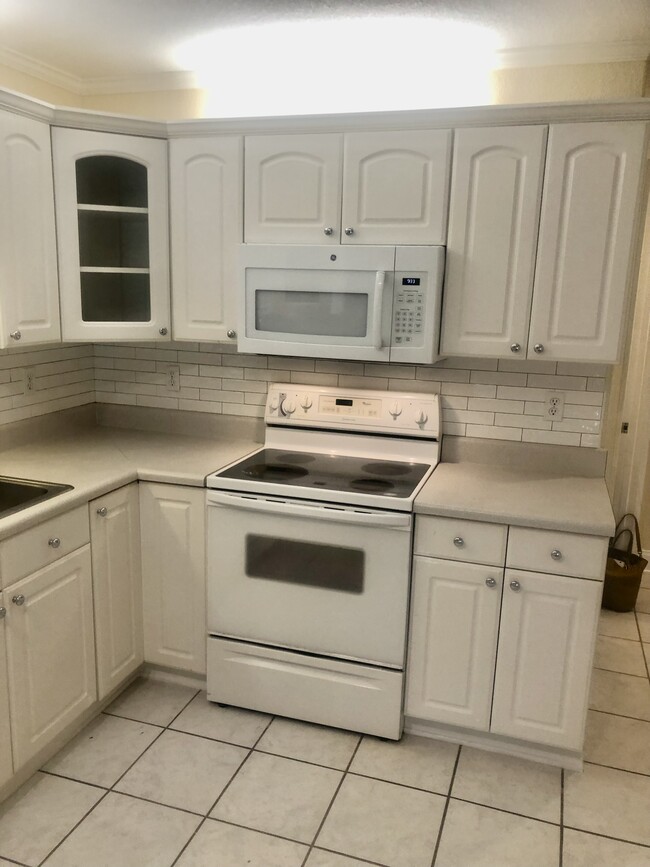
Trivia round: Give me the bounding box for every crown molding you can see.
[496,40,650,69]
[78,69,199,95]
[0,45,84,93]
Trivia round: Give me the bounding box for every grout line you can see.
[583,759,650,778]
[559,769,564,867]
[633,610,650,681]
[343,768,452,798]
[308,845,388,866]
[106,787,204,818]
[38,769,110,792]
[36,788,112,867]
[430,743,462,866]
[445,794,562,828]
[586,708,650,725]
[592,665,648,679]
[562,825,650,850]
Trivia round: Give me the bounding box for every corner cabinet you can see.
[52,128,170,342]
[0,111,60,347]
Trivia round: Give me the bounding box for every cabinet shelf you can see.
[77,204,149,215]
[80,267,150,274]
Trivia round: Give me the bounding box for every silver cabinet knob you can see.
[533,343,544,354]
[551,549,562,560]
[510,343,521,353]
[226,329,237,339]
[453,537,464,548]
[12,595,25,606]
[485,577,497,588]
[323,227,334,236]
[48,537,61,549]
[159,327,168,336]
[509,580,521,592]
[10,331,21,340]
[96,507,108,517]
[344,227,354,236]
[0,607,6,619]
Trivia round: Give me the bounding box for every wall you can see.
[93,342,607,447]
[491,61,648,105]
[641,442,650,547]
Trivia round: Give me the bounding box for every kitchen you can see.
[0,1,647,865]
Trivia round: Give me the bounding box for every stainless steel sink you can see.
[0,476,73,518]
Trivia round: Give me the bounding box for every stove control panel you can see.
[267,384,440,438]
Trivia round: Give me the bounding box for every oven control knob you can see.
[280,397,296,417]
[389,403,402,420]
[268,396,279,413]
[300,395,313,412]
[415,409,428,426]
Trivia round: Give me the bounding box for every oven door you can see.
[237,244,395,361]
[206,490,412,668]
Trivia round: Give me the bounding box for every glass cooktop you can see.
[215,448,431,499]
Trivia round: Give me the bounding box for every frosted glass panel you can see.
[255,290,368,336]
[78,211,149,268]
[81,273,151,322]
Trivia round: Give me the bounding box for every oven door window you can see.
[245,534,364,594]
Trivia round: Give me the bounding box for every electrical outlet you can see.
[23,368,34,394]
[544,391,565,421]
[164,364,181,393]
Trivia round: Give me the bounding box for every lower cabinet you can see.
[0,593,13,787]
[91,484,143,700]
[140,483,206,674]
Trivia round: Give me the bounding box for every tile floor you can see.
[0,603,650,866]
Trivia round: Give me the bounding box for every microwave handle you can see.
[371,271,386,350]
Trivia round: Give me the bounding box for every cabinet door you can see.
[170,136,242,342]
[91,484,143,700]
[528,122,648,362]
[406,557,502,731]
[5,547,96,769]
[0,594,13,788]
[53,128,170,342]
[491,569,601,750]
[341,130,452,245]
[244,134,342,244]
[441,126,547,357]
[0,111,60,348]
[140,483,206,674]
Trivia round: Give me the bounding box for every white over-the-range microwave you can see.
[236,244,445,363]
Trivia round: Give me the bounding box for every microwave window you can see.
[255,290,369,337]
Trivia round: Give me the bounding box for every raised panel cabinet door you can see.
[140,483,206,674]
[405,557,502,731]
[528,122,648,362]
[441,126,547,357]
[52,127,170,342]
[0,111,60,348]
[0,593,13,788]
[341,129,452,245]
[491,569,602,751]
[91,484,143,700]
[170,136,243,342]
[244,133,342,243]
[5,547,96,769]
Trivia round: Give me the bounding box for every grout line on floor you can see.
[106,787,205,818]
[35,789,111,867]
[447,795,562,828]
[38,769,110,791]
[430,743,461,866]
[634,610,650,681]
[344,768,453,798]
[586,707,650,724]
[308,845,388,866]
[582,758,650,778]
[592,664,648,678]
[562,824,650,850]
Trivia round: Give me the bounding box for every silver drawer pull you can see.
[533,343,544,354]
[509,580,521,592]
[551,549,562,560]
[0,607,6,619]
[453,537,464,548]
[48,537,61,549]
[9,330,21,341]
[510,343,521,353]
[12,595,25,606]
[485,577,497,588]
[96,507,108,517]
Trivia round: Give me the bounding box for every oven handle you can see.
[207,490,411,529]
[371,270,386,350]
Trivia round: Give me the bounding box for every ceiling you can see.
[0,0,649,94]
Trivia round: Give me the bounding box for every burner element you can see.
[361,461,411,477]
[244,464,309,481]
[349,478,396,493]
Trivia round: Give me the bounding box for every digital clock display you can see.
[402,277,421,286]
[335,398,354,406]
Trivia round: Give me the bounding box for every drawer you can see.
[0,505,90,588]
[415,515,507,566]
[506,527,608,580]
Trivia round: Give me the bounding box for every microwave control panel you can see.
[392,277,426,347]
[389,246,445,365]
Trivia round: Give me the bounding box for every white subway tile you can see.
[243,368,289,382]
[315,359,365,375]
[465,424,523,442]
[563,404,603,420]
[527,374,588,390]
[223,378,267,393]
[587,377,607,392]
[556,362,609,377]
[179,351,223,365]
[227,354,269,369]
[339,375,388,390]
[389,378,440,393]
[470,370,528,387]
[201,364,244,379]
[179,398,221,413]
[468,398,525,413]
[136,395,179,410]
[498,358,557,374]
[495,413,552,430]
[136,372,167,385]
[290,371,338,386]
[581,434,602,448]
[437,357,498,371]
[245,393,267,405]
[365,363,415,379]
[522,429,581,446]
[440,396,468,410]
[443,408,495,425]
[442,422,467,436]
[417,367,470,383]
[267,357,312,371]
[552,418,601,434]
[136,347,178,362]
[222,403,265,418]
[200,389,244,403]
[180,375,222,390]
[442,383,496,398]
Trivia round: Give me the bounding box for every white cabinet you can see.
[0,594,12,788]
[0,110,60,347]
[91,484,143,700]
[528,122,648,362]
[441,126,547,358]
[52,128,170,342]
[4,547,96,768]
[244,130,451,245]
[140,483,206,674]
[491,569,601,750]
[170,136,242,342]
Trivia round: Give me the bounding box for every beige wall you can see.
[641,442,650,546]
[491,61,647,105]
[79,89,206,120]
[0,62,77,106]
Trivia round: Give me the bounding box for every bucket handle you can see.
[612,513,643,557]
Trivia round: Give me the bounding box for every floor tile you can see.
[115,729,247,814]
[598,609,640,640]
[644,643,650,669]
[451,746,561,823]
[106,677,198,726]
[564,763,650,845]
[642,571,650,590]
[317,774,444,867]
[170,691,272,747]
[563,828,650,866]
[43,713,161,787]
[257,717,359,770]
[584,710,650,774]
[307,851,373,867]
[594,635,647,676]
[589,668,650,720]
[435,800,560,867]
[349,733,457,794]
[175,819,308,867]
[211,752,341,844]
[637,612,650,642]
[0,772,103,867]
[636,589,650,614]
[42,792,200,867]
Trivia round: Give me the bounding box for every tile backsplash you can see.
[94,342,607,448]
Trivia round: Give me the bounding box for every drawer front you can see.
[415,515,507,566]
[0,506,90,588]
[506,527,608,580]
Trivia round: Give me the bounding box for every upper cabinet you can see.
[52,128,170,342]
[170,136,242,343]
[244,130,452,245]
[0,111,61,347]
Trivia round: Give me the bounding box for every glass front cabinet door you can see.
[52,128,170,341]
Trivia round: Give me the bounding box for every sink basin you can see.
[0,476,73,519]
